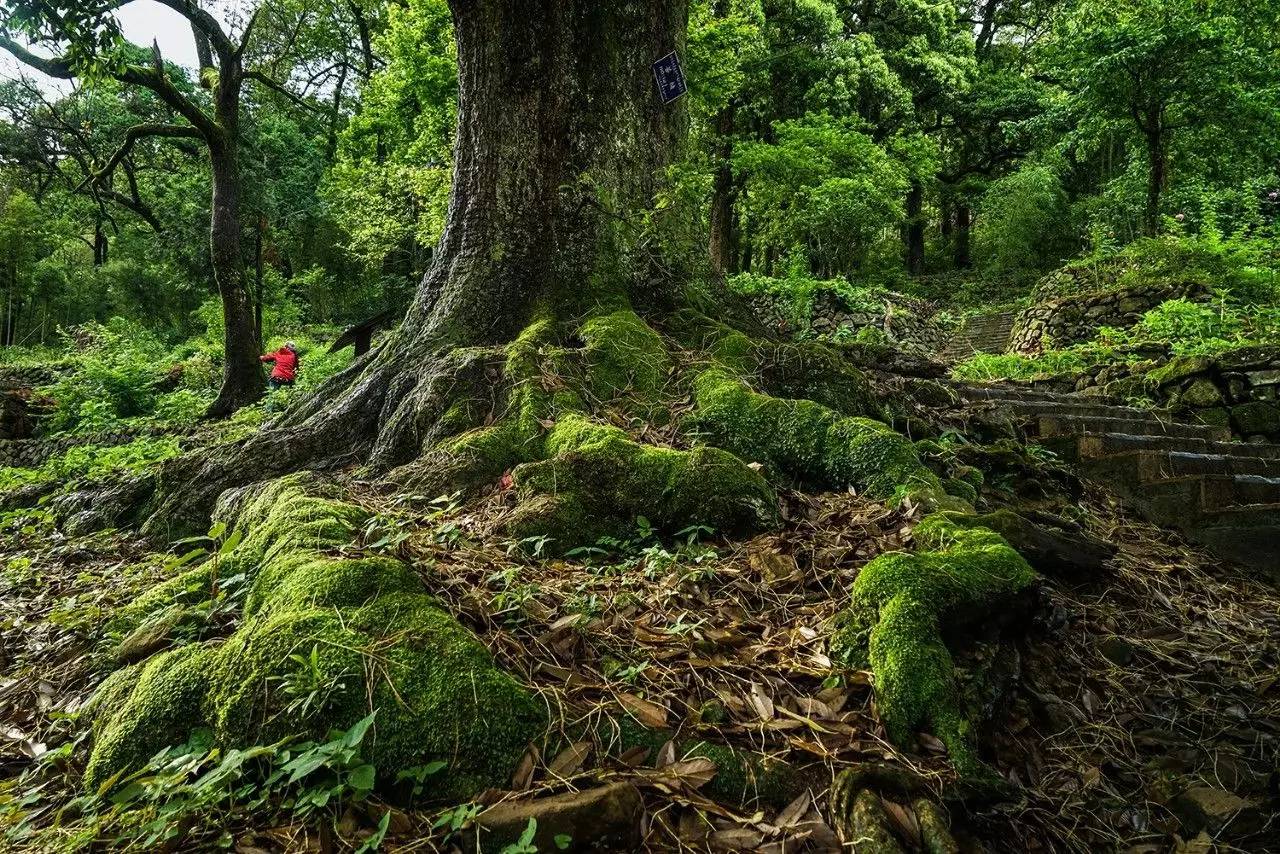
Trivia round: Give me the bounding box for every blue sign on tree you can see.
[653,51,688,105]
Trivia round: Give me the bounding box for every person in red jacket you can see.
[260,341,300,390]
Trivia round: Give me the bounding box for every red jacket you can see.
[260,347,299,382]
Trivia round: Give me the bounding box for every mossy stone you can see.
[1179,378,1223,408]
[1231,401,1280,436]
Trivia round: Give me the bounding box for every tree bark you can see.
[954,203,971,270]
[398,0,687,346]
[1144,123,1165,238]
[904,181,925,276]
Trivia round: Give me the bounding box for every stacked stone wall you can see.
[1009,281,1209,353]
[745,288,951,353]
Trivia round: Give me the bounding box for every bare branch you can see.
[235,7,263,59]
[149,0,235,61]
[245,70,326,115]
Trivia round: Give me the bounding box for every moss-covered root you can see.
[580,308,673,407]
[505,414,778,550]
[827,763,959,853]
[85,475,545,796]
[831,787,907,854]
[830,513,1037,777]
[691,366,949,505]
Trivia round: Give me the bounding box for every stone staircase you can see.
[957,383,1280,574]
[941,309,1020,361]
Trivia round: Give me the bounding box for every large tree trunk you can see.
[145,0,688,534]
[399,0,686,347]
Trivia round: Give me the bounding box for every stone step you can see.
[957,384,1085,404]
[1088,448,1280,480]
[1040,414,1232,443]
[1076,431,1280,460]
[987,398,1161,420]
[1186,524,1280,579]
[1199,501,1280,528]
[1136,450,1280,479]
[1081,461,1280,520]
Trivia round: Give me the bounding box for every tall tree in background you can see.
[0,0,370,415]
[1051,0,1276,237]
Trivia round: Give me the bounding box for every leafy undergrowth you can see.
[3,469,1277,851]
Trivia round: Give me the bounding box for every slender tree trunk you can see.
[1144,124,1165,238]
[254,215,265,343]
[709,100,739,278]
[954,203,971,270]
[205,80,263,417]
[904,181,925,276]
[93,222,108,266]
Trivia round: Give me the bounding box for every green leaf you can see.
[342,712,377,748]
[348,763,377,792]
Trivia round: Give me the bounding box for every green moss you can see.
[107,563,216,640]
[580,309,672,403]
[1148,354,1213,387]
[85,644,213,791]
[508,414,778,549]
[942,477,978,504]
[831,514,1036,776]
[1231,401,1280,436]
[88,476,545,797]
[760,340,881,419]
[248,555,421,617]
[347,592,546,798]
[668,309,758,375]
[690,368,943,503]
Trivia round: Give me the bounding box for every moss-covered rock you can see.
[1149,354,1214,388]
[830,513,1036,775]
[86,475,544,798]
[1179,378,1223,408]
[1230,401,1280,437]
[507,414,778,548]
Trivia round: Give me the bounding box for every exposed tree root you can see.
[88,475,544,796]
[830,513,1038,780]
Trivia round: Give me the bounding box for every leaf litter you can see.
[0,474,1277,851]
